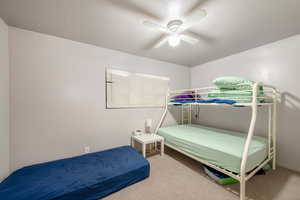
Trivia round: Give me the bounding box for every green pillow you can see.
[213,76,254,90]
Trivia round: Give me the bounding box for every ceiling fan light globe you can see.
[168,34,181,47]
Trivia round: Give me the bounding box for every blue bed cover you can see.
[170,98,236,105]
[0,146,150,200]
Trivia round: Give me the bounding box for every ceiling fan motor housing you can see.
[167,20,183,32]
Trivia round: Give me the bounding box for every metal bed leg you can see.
[240,178,246,200]
[161,139,164,156]
[272,154,276,170]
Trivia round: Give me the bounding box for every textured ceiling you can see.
[0,0,300,66]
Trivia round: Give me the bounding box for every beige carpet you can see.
[103,148,300,200]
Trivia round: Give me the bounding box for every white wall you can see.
[9,27,190,171]
[0,18,10,180]
[191,35,300,172]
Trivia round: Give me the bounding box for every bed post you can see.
[155,90,169,134]
[272,93,277,170]
[267,104,272,162]
[260,84,279,170]
[239,82,259,200]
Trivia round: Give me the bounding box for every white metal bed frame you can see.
[154,82,280,200]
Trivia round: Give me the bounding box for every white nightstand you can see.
[131,134,164,158]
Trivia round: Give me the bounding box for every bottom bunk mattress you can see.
[0,146,150,200]
[158,124,267,173]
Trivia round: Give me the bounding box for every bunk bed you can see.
[154,82,280,200]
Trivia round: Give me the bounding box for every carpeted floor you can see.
[103,148,300,200]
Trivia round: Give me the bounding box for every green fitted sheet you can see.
[158,124,267,173]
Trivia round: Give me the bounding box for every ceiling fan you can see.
[142,9,207,48]
[105,0,210,49]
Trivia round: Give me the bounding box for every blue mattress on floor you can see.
[0,146,150,200]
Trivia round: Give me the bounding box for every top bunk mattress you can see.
[158,124,267,174]
[0,146,150,200]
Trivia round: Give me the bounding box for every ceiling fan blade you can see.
[184,30,215,43]
[183,9,207,29]
[185,0,209,15]
[105,0,161,20]
[181,33,199,45]
[142,20,169,33]
[153,35,169,48]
